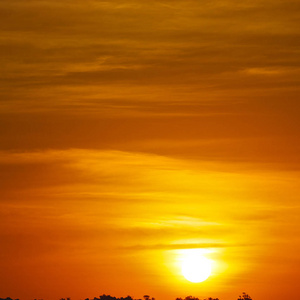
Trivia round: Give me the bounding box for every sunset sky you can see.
[1,1,300,300]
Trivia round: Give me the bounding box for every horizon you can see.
[0,293,250,300]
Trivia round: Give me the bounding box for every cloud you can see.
[0,148,300,298]
[242,68,282,75]
[119,242,231,251]
[1,0,300,118]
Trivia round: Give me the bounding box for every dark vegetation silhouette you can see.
[176,297,219,300]
[84,295,139,300]
[237,293,252,300]
[0,292,252,300]
[84,295,150,300]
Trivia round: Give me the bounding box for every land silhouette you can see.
[0,292,252,300]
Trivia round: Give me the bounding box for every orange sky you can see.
[1,1,300,300]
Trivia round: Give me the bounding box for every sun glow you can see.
[181,249,212,283]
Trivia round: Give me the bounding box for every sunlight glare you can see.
[181,249,212,283]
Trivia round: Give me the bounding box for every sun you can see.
[181,250,212,283]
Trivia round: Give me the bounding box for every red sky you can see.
[1,1,300,300]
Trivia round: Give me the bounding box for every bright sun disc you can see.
[181,251,212,283]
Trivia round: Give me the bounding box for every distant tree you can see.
[184,296,199,300]
[175,296,220,300]
[238,292,252,300]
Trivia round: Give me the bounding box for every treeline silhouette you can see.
[83,295,140,300]
[0,292,252,300]
[176,296,219,300]
[82,295,155,300]
[176,293,252,300]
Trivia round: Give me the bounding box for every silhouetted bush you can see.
[237,293,252,300]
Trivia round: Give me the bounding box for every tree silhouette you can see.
[175,296,219,300]
[184,296,199,300]
[237,292,252,300]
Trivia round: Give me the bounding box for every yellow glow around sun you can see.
[181,249,212,283]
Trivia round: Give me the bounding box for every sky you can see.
[1,1,300,300]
